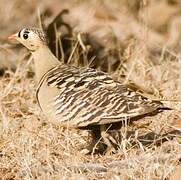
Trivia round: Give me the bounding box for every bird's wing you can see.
[42,64,163,127]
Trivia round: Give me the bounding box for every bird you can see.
[8,28,170,154]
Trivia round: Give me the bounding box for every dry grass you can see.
[0,0,181,179]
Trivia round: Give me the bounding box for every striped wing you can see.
[38,64,163,127]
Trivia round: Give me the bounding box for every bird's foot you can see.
[100,125,118,155]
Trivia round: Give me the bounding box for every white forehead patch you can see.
[21,28,48,44]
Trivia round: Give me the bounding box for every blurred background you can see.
[0,0,181,99]
[0,0,181,179]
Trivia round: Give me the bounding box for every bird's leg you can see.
[81,126,106,154]
[100,124,118,154]
[81,125,118,155]
[90,127,107,154]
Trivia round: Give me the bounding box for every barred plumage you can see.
[36,63,164,128]
[25,28,48,44]
[9,27,170,154]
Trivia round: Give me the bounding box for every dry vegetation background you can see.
[0,0,181,179]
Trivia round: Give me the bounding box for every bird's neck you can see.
[32,45,60,82]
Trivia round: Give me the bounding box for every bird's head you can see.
[8,28,48,52]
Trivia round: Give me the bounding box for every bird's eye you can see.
[23,33,28,39]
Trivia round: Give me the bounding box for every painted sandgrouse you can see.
[9,28,169,153]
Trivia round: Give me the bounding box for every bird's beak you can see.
[8,32,18,40]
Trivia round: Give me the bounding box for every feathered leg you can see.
[100,124,118,154]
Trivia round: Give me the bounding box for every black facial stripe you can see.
[18,30,21,38]
[24,30,30,34]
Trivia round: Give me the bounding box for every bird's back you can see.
[36,64,164,127]
[8,27,166,128]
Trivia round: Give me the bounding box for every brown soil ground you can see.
[0,0,180,179]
